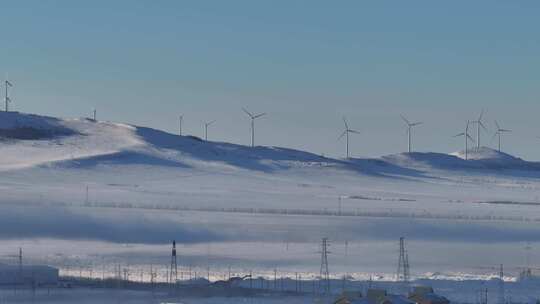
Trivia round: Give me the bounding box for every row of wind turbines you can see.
[338,109,511,159]
[178,107,266,147]
[1,78,514,159]
[178,106,511,160]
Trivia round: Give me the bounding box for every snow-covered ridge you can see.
[0,111,539,175]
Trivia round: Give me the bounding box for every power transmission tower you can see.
[18,248,23,284]
[498,264,505,304]
[169,240,178,284]
[397,237,410,283]
[319,237,330,295]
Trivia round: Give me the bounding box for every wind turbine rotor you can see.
[400,115,410,125]
[242,107,254,119]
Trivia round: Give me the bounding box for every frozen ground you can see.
[2,112,540,302]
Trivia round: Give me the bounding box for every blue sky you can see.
[1,1,540,159]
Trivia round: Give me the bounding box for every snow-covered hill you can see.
[1,111,538,175]
[3,111,540,285]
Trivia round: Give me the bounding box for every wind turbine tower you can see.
[242,108,266,147]
[494,120,511,152]
[454,120,475,160]
[179,115,183,136]
[4,79,13,112]
[338,117,360,159]
[472,110,488,150]
[204,120,216,141]
[400,115,422,153]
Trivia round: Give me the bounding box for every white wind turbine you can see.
[453,120,475,160]
[400,115,422,153]
[338,116,360,159]
[179,115,184,136]
[493,120,511,152]
[242,107,266,147]
[204,120,216,141]
[4,79,13,112]
[471,109,488,150]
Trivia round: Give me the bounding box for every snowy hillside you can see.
[3,111,540,288]
[1,111,539,175]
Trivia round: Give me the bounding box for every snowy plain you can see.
[2,111,540,302]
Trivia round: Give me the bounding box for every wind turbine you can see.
[471,109,488,150]
[242,107,266,147]
[400,115,422,153]
[493,120,511,152]
[179,115,183,136]
[453,120,475,160]
[4,79,13,112]
[338,116,360,159]
[204,120,216,141]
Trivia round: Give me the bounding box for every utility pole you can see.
[319,237,330,295]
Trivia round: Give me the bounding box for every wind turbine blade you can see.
[479,121,488,131]
[338,130,347,140]
[253,113,266,119]
[242,107,254,118]
[207,120,216,126]
[501,129,511,132]
[453,133,465,137]
[494,120,500,130]
[342,116,349,129]
[5,80,12,87]
[400,114,410,125]
[478,109,484,121]
[467,134,475,142]
[411,122,423,127]
[349,129,361,134]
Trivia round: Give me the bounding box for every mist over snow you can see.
[2,111,540,280]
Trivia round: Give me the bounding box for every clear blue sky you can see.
[1,1,539,159]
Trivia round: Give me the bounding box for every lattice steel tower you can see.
[498,264,505,304]
[397,237,410,283]
[319,237,330,295]
[169,240,178,284]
